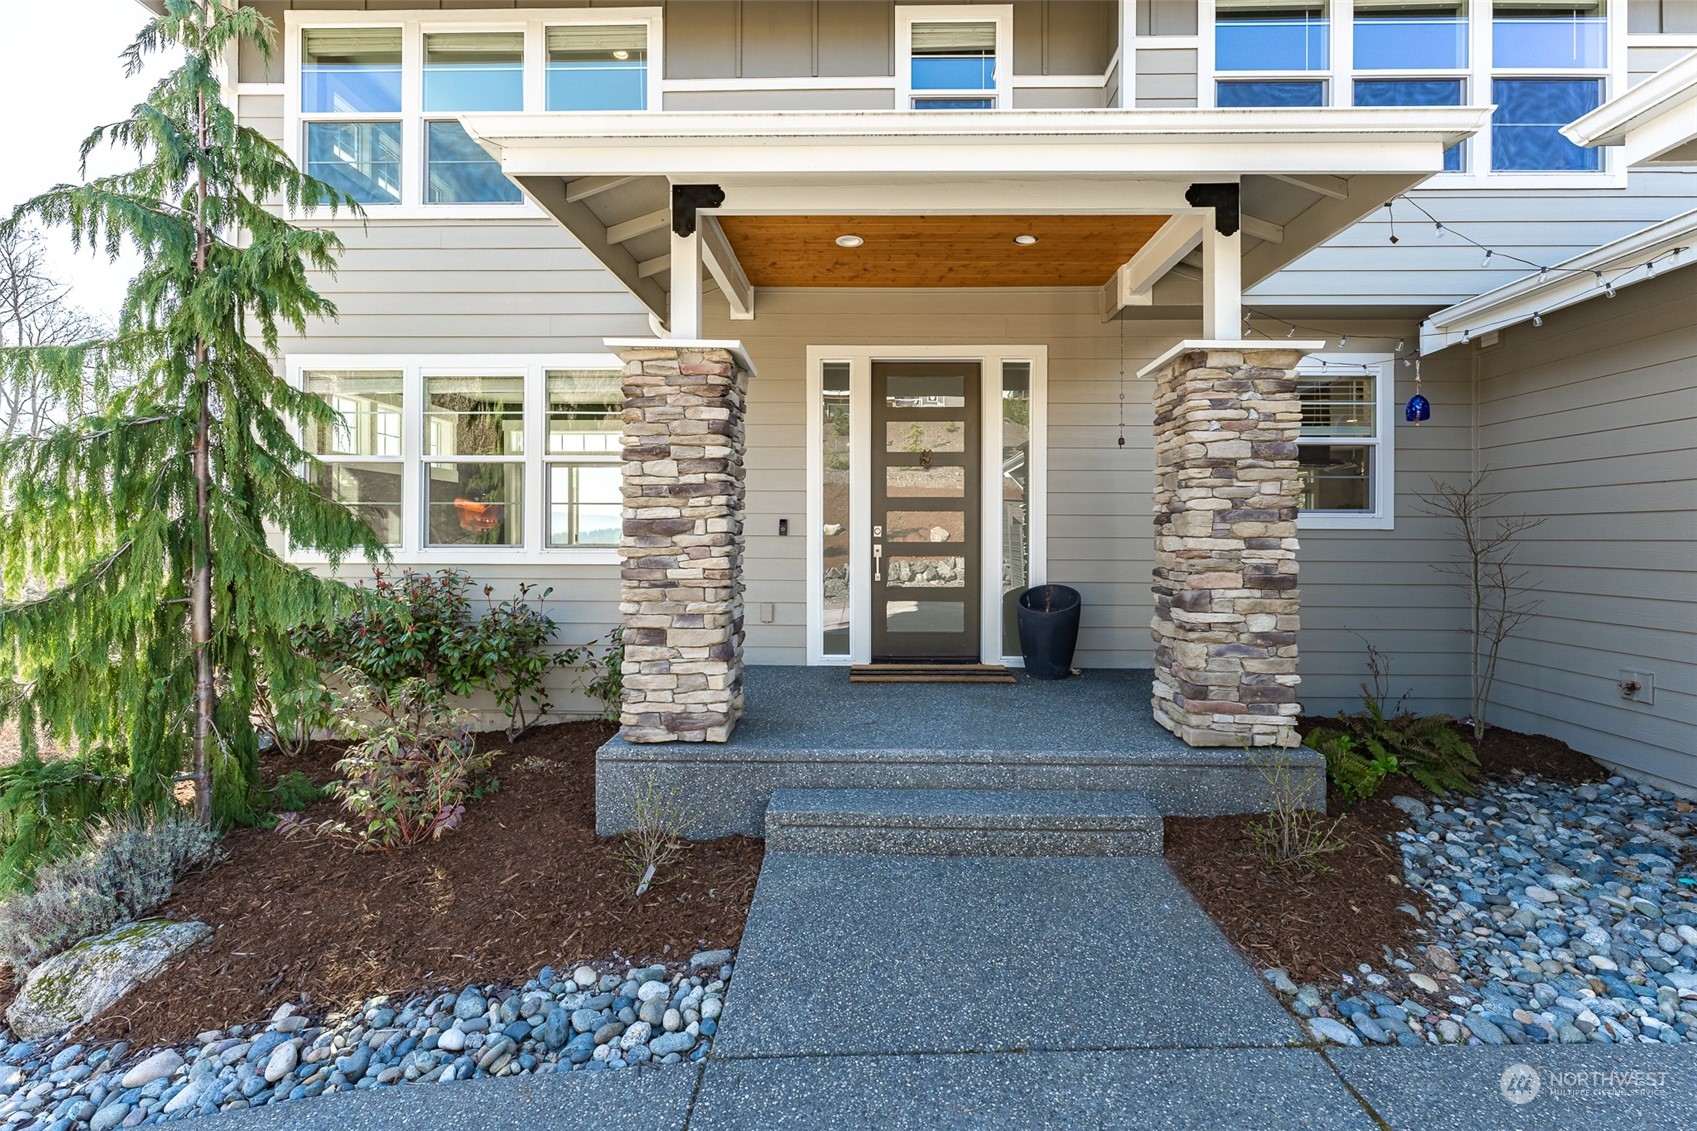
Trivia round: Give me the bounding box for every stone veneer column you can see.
[613,343,749,743]
[1149,343,1312,748]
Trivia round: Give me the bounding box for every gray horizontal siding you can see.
[1250,172,1697,308]
[1471,269,1697,786]
[1135,48,1198,107]
[276,219,651,355]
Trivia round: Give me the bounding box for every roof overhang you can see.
[1563,49,1697,167]
[461,107,1489,324]
[1419,209,1696,353]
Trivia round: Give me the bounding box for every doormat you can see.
[848,664,1017,684]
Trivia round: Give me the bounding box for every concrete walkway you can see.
[197,851,1697,1130]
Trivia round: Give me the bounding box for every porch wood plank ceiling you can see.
[715,215,1171,288]
[461,107,1491,326]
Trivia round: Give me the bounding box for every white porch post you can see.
[1201,225,1243,340]
[669,226,703,339]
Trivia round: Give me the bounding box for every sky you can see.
[0,0,171,320]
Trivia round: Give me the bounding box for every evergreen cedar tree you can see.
[0,0,385,827]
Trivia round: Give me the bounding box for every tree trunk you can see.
[189,32,215,827]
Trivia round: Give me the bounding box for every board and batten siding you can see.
[1472,268,1697,787]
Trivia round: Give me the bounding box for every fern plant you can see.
[1328,696,1482,796]
[1306,729,1397,805]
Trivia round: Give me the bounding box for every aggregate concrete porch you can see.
[594,666,1322,837]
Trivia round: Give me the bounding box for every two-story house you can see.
[150,0,1694,825]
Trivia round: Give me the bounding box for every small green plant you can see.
[326,674,495,850]
[583,626,625,723]
[1246,751,1348,873]
[617,776,693,896]
[268,770,327,813]
[0,814,218,972]
[1307,730,1397,805]
[254,674,333,758]
[1319,696,1481,797]
[904,420,926,452]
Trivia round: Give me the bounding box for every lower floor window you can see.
[1295,367,1387,520]
[298,358,623,556]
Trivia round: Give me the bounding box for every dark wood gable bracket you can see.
[672,184,727,237]
[1184,182,1241,238]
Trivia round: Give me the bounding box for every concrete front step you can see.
[762,787,1164,857]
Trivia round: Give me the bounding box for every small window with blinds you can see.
[545,370,623,547]
[302,27,402,114]
[909,21,998,109]
[547,25,649,111]
[1296,370,1379,513]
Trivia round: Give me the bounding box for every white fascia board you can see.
[1419,210,1697,354]
[462,107,1490,180]
[1563,49,1697,165]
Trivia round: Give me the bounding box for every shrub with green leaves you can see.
[0,756,129,895]
[299,569,602,738]
[584,626,624,724]
[0,814,217,972]
[1307,730,1398,806]
[327,674,495,849]
[268,770,327,813]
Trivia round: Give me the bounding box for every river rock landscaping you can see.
[1172,726,1697,1050]
[0,719,761,1129]
[0,952,733,1128]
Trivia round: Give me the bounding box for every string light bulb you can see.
[1482,250,1493,267]
[1462,329,1471,344]
[1605,282,1617,298]
[1434,222,1445,238]
[1532,311,1543,327]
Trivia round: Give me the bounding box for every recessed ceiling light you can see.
[835,234,864,248]
[1013,234,1038,245]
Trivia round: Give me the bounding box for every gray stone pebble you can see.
[0,953,732,1129]
[1264,773,1697,1049]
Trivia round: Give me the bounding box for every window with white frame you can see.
[1294,365,1391,521]
[545,370,624,547]
[290,12,659,210]
[1490,2,1607,170]
[899,8,1011,110]
[1215,0,1330,106]
[302,371,405,546]
[1353,1,1470,170]
[299,359,626,558]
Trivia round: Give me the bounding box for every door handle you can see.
[873,543,883,581]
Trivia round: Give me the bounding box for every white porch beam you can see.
[515,177,666,321]
[565,175,639,203]
[637,254,670,279]
[698,215,755,322]
[1201,225,1243,340]
[669,226,704,340]
[607,208,669,245]
[1269,173,1349,199]
[1103,213,1205,320]
[1241,212,1285,245]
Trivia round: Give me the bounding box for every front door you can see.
[870,360,981,662]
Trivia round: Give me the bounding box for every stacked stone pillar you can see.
[613,343,749,743]
[1149,344,1309,748]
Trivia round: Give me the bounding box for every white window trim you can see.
[288,353,625,566]
[282,8,663,220]
[1294,354,1396,531]
[1197,0,1625,186]
[805,345,1048,668]
[897,5,1015,111]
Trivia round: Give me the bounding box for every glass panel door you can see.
[870,361,981,661]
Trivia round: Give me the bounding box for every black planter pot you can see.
[1016,584,1082,680]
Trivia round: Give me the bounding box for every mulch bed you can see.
[1165,725,1610,986]
[80,721,763,1050]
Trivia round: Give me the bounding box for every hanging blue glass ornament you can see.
[1405,393,1431,424]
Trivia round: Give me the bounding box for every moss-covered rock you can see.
[6,918,210,1040]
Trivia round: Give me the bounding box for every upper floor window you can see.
[1216,2,1330,72]
[1354,2,1469,70]
[1356,80,1467,169]
[909,20,999,108]
[1217,79,1327,105]
[291,13,661,210]
[1493,78,1604,167]
[1493,2,1608,67]
[548,26,649,111]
